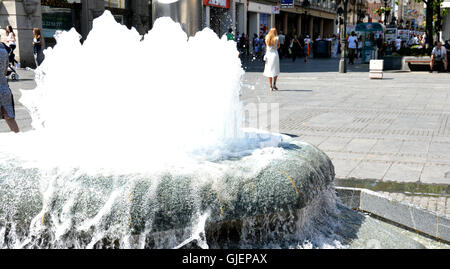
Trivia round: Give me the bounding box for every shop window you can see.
[105,0,132,28]
[41,0,81,48]
[260,14,269,35]
[105,0,126,9]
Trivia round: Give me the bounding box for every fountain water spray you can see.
[1,11,281,174]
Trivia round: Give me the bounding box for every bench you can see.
[406,59,430,71]
[406,58,448,72]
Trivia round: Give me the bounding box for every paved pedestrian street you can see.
[2,59,450,216]
[242,58,450,184]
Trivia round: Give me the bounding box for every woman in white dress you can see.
[263,28,280,92]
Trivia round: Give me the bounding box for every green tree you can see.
[415,0,446,49]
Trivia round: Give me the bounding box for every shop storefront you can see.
[0,0,151,67]
[443,1,450,41]
[41,0,82,47]
[203,0,232,36]
[41,0,131,47]
[247,1,275,38]
[41,0,150,47]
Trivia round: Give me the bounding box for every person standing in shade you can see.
[259,34,266,58]
[290,35,302,62]
[332,34,339,58]
[278,31,285,59]
[0,41,19,133]
[303,35,312,63]
[32,28,42,68]
[347,32,358,65]
[395,36,402,51]
[253,34,260,59]
[263,28,280,92]
[376,34,384,58]
[356,36,363,59]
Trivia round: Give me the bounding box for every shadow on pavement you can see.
[277,89,313,92]
[241,56,369,73]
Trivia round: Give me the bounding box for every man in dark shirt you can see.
[376,35,384,58]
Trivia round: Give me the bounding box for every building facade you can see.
[367,0,382,23]
[442,0,450,41]
[397,0,425,29]
[274,0,337,39]
[1,0,151,67]
[203,0,276,38]
[1,0,372,68]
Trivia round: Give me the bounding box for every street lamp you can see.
[356,0,365,24]
[382,0,391,26]
[336,0,349,73]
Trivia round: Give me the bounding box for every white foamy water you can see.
[0,11,284,174]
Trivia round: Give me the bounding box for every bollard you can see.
[369,60,383,79]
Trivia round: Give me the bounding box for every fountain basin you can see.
[0,140,336,248]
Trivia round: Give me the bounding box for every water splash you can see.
[0,11,279,174]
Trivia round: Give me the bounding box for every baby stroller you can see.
[6,63,19,81]
[1,42,19,81]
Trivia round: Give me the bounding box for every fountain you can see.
[0,7,426,249]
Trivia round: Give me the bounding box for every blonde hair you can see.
[265,28,278,47]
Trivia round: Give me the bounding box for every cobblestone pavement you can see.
[378,192,450,217]
[0,69,35,133]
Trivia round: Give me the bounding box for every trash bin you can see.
[313,40,331,58]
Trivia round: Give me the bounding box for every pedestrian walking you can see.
[376,34,384,58]
[395,36,402,51]
[252,34,260,59]
[278,31,285,59]
[263,28,280,92]
[357,36,363,59]
[0,41,19,133]
[259,34,266,57]
[303,35,312,63]
[347,32,358,65]
[290,35,302,62]
[5,26,18,67]
[226,28,235,41]
[32,28,42,68]
[244,33,250,57]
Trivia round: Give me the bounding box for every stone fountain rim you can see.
[336,187,450,244]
